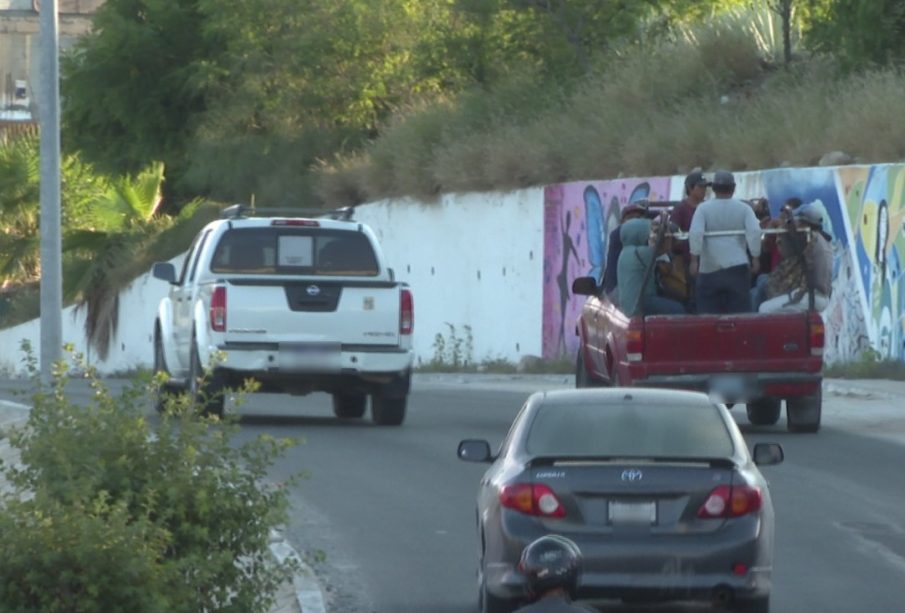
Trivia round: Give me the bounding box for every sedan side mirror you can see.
[458,439,494,463]
[152,262,177,284]
[572,276,598,296]
[753,442,784,466]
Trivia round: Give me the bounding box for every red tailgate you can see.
[640,313,812,373]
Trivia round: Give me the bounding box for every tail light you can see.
[210,285,227,332]
[808,313,824,357]
[500,483,566,518]
[271,219,319,227]
[400,289,414,335]
[697,484,763,519]
[626,327,644,362]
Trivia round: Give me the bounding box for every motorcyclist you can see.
[513,535,597,612]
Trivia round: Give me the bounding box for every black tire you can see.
[371,395,406,426]
[575,351,592,388]
[786,389,822,433]
[332,393,367,419]
[153,331,179,414]
[746,398,782,426]
[731,595,770,613]
[190,338,225,418]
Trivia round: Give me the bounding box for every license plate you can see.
[609,501,656,524]
[279,343,342,372]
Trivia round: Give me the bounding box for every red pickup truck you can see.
[571,277,824,433]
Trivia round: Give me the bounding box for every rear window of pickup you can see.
[210,228,379,276]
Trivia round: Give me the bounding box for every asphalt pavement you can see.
[0,373,905,613]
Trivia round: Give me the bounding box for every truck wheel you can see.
[332,393,367,419]
[575,351,601,388]
[153,331,181,413]
[371,394,406,426]
[190,339,225,419]
[746,398,782,426]
[786,389,822,433]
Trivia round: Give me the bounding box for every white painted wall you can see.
[0,189,545,375]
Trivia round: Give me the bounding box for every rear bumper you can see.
[486,513,771,605]
[211,342,414,394]
[634,371,822,402]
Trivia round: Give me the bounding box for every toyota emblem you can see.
[306,285,321,296]
[621,469,643,482]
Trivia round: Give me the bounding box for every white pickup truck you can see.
[150,205,414,425]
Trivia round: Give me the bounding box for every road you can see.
[2,374,904,612]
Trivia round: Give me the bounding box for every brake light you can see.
[808,313,824,357]
[626,327,644,362]
[210,286,227,332]
[697,485,762,519]
[400,289,414,335]
[499,483,566,518]
[271,219,320,227]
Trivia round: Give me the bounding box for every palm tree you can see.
[66,162,171,360]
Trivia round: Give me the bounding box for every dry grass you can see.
[313,14,905,206]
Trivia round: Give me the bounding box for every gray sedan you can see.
[458,388,784,613]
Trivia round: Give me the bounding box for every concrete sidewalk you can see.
[0,399,312,613]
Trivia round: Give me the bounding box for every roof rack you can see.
[221,204,355,221]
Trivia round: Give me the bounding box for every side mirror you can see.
[152,262,177,284]
[458,439,494,463]
[572,276,598,296]
[753,442,784,466]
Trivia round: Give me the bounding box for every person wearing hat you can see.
[757,202,833,313]
[669,171,710,309]
[688,170,763,314]
[601,200,655,300]
[672,171,711,240]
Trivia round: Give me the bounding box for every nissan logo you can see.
[306,285,321,296]
[621,469,643,482]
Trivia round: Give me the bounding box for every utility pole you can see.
[39,0,63,380]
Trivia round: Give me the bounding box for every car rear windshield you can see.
[525,400,734,459]
[210,228,379,276]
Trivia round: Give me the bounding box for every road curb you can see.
[269,530,327,613]
[824,381,893,400]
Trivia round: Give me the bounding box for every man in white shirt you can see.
[688,171,762,314]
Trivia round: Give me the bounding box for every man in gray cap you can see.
[688,170,762,314]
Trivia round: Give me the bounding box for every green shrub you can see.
[0,345,299,612]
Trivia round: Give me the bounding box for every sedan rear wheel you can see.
[746,398,782,426]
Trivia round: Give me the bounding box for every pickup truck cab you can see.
[151,205,414,425]
[572,276,824,433]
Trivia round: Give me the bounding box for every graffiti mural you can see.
[543,164,905,364]
[542,178,671,359]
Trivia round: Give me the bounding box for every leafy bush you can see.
[0,345,299,612]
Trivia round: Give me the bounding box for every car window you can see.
[210,228,379,276]
[188,230,211,282]
[177,232,203,286]
[525,400,734,459]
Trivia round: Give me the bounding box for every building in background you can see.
[0,0,102,122]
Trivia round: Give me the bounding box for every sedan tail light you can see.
[500,483,565,518]
[697,484,763,519]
